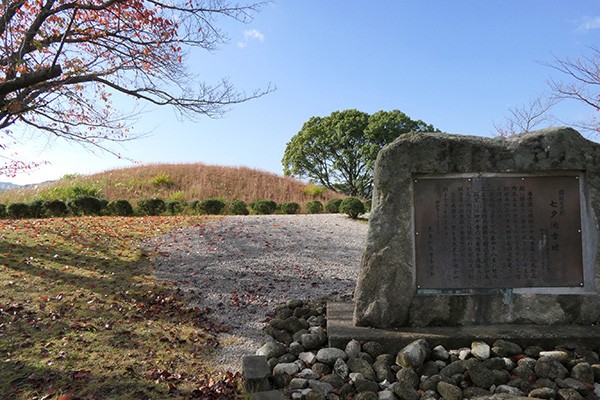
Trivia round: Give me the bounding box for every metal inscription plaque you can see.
[413,174,583,289]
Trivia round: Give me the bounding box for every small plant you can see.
[7,203,31,219]
[281,202,300,214]
[166,200,183,215]
[199,198,226,215]
[325,198,343,213]
[306,200,323,214]
[0,204,6,218]
[107,199,134,216]
[339,197,365,219]
[169,190,186,202]
[137,198,166,216]
[230,200,249,215]
[151,173,175,188]
[47,182,103,201]
[302,184,326,198]
[69,196,103,216]
[251,199,277,215]
[44,200,68,217]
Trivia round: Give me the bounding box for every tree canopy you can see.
[282,109,439,198]
[0,0,271,175]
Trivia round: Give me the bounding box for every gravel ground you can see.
[147,213,368,372]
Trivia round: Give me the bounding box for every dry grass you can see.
[0,163,343,206]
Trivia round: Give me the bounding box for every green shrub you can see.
[137,198,166,216]
[44,182,102,201]
[69,196,103,216]
[168,190,186,202]
[325,198,343,213]
[281,202,300,214]
[189,200,201,213]
[0,204,6,218]
[107,199,134,216]
[339,197,365,219]
[8,203,31,219]
[230,200,249,215]
[364,199,372,212]
[43,200,68,217]
[28,199,46,218]
[199,198,226,215]
[166,200,184,215]
[251,199,277,215]
[306,200,323,214]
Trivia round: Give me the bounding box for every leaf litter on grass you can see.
[0,216,243,399]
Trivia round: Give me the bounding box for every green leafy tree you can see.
[282,109,438,198]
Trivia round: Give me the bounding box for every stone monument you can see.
[353,127,600,328]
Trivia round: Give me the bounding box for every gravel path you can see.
[147,214,368,372]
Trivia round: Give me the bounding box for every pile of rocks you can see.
[250,300,600,400]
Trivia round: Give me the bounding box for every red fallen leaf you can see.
[58,397,72,400]
[74,371,89,378]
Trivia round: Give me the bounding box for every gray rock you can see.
[333,358,349,379]
[495,385,525,396]
[524,346,544,358]
[392,379,420,400]
[298,351,317,365]
[529,387,556,399]
[570,362,594,384]
[518,357,537,370]
[420,389,439,400]
[271,372,292,389]
[535,356,569,380]
[289,378,309,390]
[420,374,453,392]
[302,333,325,350]
[320,373,344,390]
[557,388,584,400]
[286,299,304,309]
[396,339,429,369]
[440,360,467,377]
[471,341,491,360]
[268,357,279,370]
[278,353,297,364]
[289,341,304,357]
[298,368,320,380]
[359,352,375,364]
[316,347,347,365]
[432,345,450,361]
[483,358,506,371]
[264,325,293,344]
[463,386,492,398]
[378,390,396,400]
[373,359,395,383]
[377,354,396,365]
[512,364,535,378]
[355,378,380,393]
[363,341,385,359]
[420,360,440,377]
[355,392,379,400]
[501,357,516,371]
[281,316,306,334]
[492,340,522,358]
[535,378,558,390]
[242,355,271,393]
[539,351,570,362]
[311,362,331,376]
[257,342,287,359]
[308,379,334,395]
[592,364,600,382]
[491,369,510,386]
[396,367,420,389]
[350,372,366,382]
[556,378,589,395]
[348,357,377,381]
[273,362,300,376]
[458,347,471,360]
[437,381,462,400]
[345,339,361,359]
[466,359,495,389]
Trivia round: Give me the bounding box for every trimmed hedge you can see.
[137,198,166,216]
[325,198,343,213]
[281,202,300,214]
[230,200,249,215]
[250,199,277,215]
[339,197,365,219]
[107,199,134,216]
[306,200,323,214]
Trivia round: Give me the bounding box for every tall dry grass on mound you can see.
[0,163,344,205]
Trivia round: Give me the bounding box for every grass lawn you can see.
[0,216,242,399]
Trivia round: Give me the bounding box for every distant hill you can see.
[0,163,344,206]
[0,182,20,191]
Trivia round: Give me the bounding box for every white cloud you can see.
[237,29,265,48]
[576,16,600,32]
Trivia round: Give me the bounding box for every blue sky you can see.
[7,1,600,184]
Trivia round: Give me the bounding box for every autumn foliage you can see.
[0,0,269,175]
